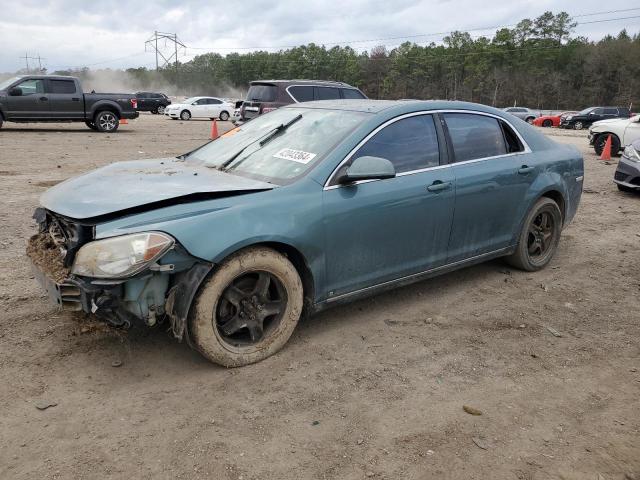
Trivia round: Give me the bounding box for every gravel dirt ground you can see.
[0,115,638,480]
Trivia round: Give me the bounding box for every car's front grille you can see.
[33,208,94,267]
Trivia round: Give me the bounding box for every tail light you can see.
[130,98,138,109]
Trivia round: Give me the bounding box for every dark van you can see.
[238,79,366,122]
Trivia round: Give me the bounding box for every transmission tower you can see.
[21,53,46,73]
[145,31,187,88]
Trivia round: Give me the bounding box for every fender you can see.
[89,100,123,118]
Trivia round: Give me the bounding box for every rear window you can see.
[49,80,76,94]
[288,86,314,102]
[604,108,618,115]
[342,88,365,99]
[247,84,277,102]
[443,113,508,162]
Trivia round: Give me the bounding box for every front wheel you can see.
[573,122,583,130]
[94,111,119,132]
[219,111,230,121]
[505,197,562,271]
[191,247,304,367]
[594,134,620,156]
[180,110,191,120]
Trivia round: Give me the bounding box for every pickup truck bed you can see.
[0,75,138,132]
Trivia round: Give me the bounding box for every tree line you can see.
[53,11,639,110]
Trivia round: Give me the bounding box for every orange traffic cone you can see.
[119,118,128,125]
[600,134,612,161]
[210,119,219,140]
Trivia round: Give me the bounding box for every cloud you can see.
[1,0,638,72]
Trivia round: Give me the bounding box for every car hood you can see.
[591,118,628,129]
[40,158,275,220]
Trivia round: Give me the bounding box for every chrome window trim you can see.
[323,109,532,190]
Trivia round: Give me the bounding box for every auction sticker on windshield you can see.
[273,148,317,164]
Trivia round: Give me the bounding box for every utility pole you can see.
[145,31,186,89]
[21,53,46,73]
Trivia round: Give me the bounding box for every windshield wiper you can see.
[218,114,302,171]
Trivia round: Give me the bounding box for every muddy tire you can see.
[219,111,230,121]
[505,197,563,272]
[94,111,119,133]
[180,110,191,121]
[191,247,304,367]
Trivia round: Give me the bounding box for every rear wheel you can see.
[150,108,158,115]
[542,119,552,127]
[219,111,230,121]
[526,116,535,124]
[505,197,563,271]
[94,111,119,132]
[191,247,304,367]
[594,134,620,156]
[180,110,191,120]
[85,120,98,131]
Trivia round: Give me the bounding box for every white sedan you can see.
[588,115,640,155]
[164,97,235,121]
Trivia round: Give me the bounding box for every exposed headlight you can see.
[566,115,573,120]
[623,145,640,162]
[72,232,174,278]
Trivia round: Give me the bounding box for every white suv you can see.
[588,115,640,155]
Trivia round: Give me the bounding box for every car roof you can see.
[251,79,358,88]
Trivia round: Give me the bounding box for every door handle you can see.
[427,181,452,192]
[39,96,48,101]
[518,165,534,174]
[71,97,80,101]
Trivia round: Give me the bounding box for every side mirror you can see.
[338,156,396,184]
[8,87,22,96]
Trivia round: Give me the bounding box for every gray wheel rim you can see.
[99,113,117,131]
[158,106,165,114]
[181,111,190,120]
[574,122,583,130]
[220,112,229,121]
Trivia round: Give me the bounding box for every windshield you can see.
[185,107,367,184]
[577,107,594,115]
[246,84,277,102]
[0,77,21,90]
[181,97,199,104]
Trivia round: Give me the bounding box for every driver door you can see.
[7,78,50,119]
[322,114,455,299]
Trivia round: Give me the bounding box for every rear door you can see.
[6,78,49,119]
[322,113,455,297]
[315,87,341,101]
[46,78,83,119]
[208,98,223,117]
[442,112,535,262]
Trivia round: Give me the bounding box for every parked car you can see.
[533,111,577,128]
[614,139,640,192]
[164,96,235,121]
[27,100,583,367]
[0,75,138,132]
[588,114,640,155]
[135,91,171,114]
[238,79,366,123]
[502,107,539,124]
[560,106,631,130]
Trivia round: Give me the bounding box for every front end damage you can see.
[27,208,211,339]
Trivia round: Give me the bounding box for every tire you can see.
[505,197,563,272]
[157,105,166,115]
[85,120,98,131]
[219,111,230,121]
[0,115,3,129]
[94,111,119,133]
[594,134,621,156]
[180,110,191,121]
[542,119,552,127]
[150,109,158,115]
[191,247,304,367]
[525,117,535,124]
[573,121,583,130]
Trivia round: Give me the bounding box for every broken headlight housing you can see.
[622,145,640,162]
[71,232,174,278]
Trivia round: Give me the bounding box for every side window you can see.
[443,113,507,162]
[500,120,524,153]
[342,88,365,99]
[49,80,76,94]
[289,86,314,102]
[210,98,222,105]
[350,115,440,174]
[315,87,340,100]
[15,79,44,95]
[592,108,604,115]
[603,108,617,115]
[194,99,207,105]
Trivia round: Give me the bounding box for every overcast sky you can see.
[1,0,639,73]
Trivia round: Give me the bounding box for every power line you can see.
[187,8,640,52]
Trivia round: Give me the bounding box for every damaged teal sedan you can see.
[27,100,584,366]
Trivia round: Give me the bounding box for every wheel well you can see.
[595,132,620,144]
[541,190,566,223]
[256,242,315,310]
[94,107,120,120]
[181,109,190,115]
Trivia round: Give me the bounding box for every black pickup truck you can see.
[0,75,138,132]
